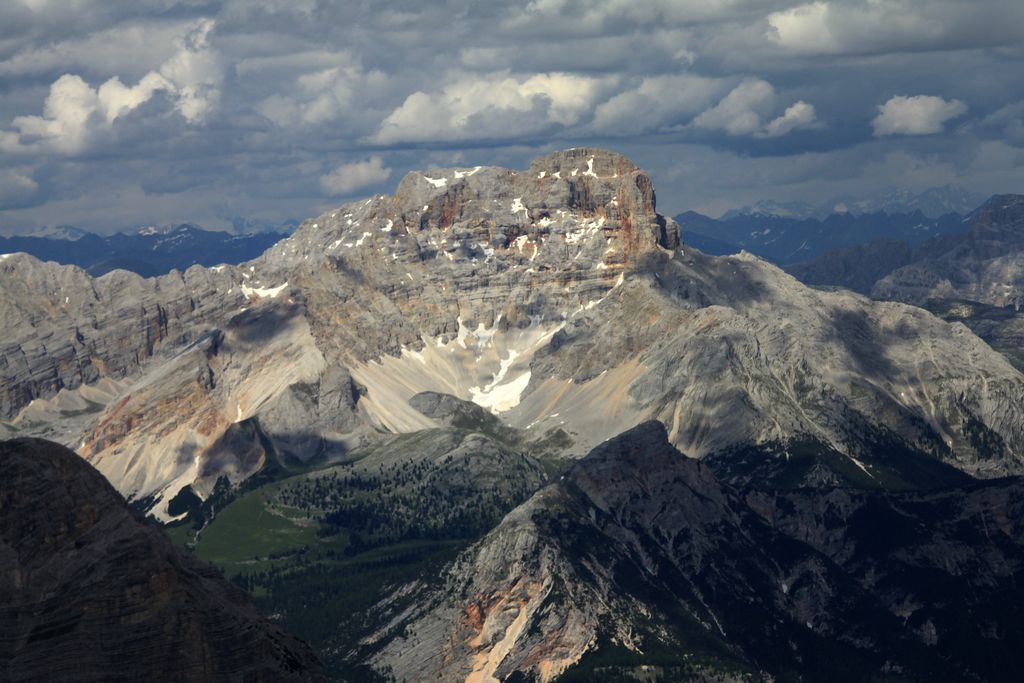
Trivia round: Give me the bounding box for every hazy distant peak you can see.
[28,225,89,241]
[723,184,986,221]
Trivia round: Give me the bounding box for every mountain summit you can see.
[2,150,1024,519]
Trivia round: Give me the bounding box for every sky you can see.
[0,0,1022,233]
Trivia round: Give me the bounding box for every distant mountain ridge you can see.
[677,208,968,265]
[723,184,985,221]
[785,194,1024,302]
[0,223,289,277]
[4,149,1024,525]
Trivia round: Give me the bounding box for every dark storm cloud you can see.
[0,0,1022,232]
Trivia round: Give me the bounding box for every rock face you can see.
[4,151,1024,517]
[369,422,1024,682]
[871,195,1024,307]
[785,238,917,294]
[0,437,323,682]
[0,253,241,417]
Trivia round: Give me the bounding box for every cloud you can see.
[0,168,40,209]
[1,1,1022,234]
[2,18,221,155]
[257,58,389,128]
[319,156,391,196]
[502,0,751,36]
[0,19,190,79]
[694,79,774,135]
[373,72,613,144]
[763,100,818,138]
[10,74,107,154]
[980,101,1024,146]
[693,79,817,138]
[591,74,726,134]
[765,0,1024,56]
[155,18,223,122]
[766,2,837,54]
[872,95,967,136]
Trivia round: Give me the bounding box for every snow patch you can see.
[583,156,598,177]
[423,175,447,188]
[382,219,393,232]
[241,282,288,299]
[400,345,427,364]
[470,370,531,413]
[453,166,482,178]
[355,231,372,247]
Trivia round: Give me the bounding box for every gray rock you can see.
[0,437,324,682]
[368,421,1024,682]
[4,151,1024,515]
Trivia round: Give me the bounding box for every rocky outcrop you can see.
[0,437,323,682]
[872,195,1024,307]
[786,238,916,294]
[369,422,1024,682]
[0,254,241,417]
[4,152,1024,517]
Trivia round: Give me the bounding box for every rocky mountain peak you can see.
[968,193,1024,242]
[277,148,677,283]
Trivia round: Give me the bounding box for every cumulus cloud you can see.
[256,56,389,128]
[872,95,966,136]
[157,18,223,122]
[766,1,837,54]
[373,72,613,144]
[766,0,1024,56]
[11,74,109,154]
[693,79,818,138]
[591,74,726,134]
[1,0,1022,233]
[2,18,221,155]
[319,156,391,196]
[763,101,818,138]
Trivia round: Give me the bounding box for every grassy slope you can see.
[166,426,549,679]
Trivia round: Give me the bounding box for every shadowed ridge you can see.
[0,437,324,683]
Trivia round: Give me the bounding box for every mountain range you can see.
[0,223,290,278]
[676,208,969,265]
[3,149,1024,680]
[723,185,985,221]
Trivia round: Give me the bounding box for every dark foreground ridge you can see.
[0,437,324,683]
[371,421,1024,682]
